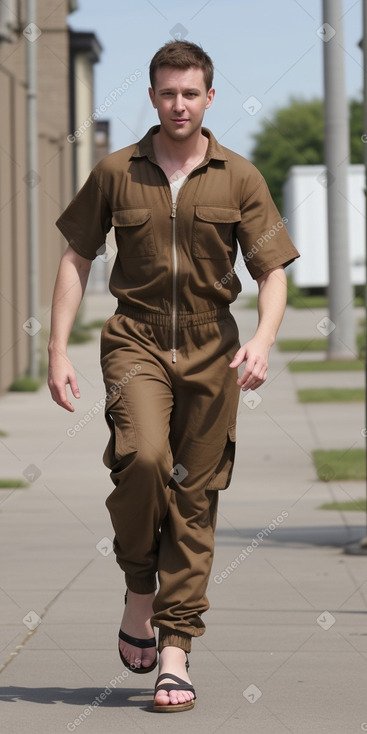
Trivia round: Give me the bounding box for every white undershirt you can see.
[170,174,187,204]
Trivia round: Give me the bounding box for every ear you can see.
[148,87,157,109]
[205,87,215,110]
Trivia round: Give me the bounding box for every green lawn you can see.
[313,449,366,481]
[277,338,327,352]
[298,388,364,403]
[289,360,364,372]
[9,376,42,392]
[0,479,29,488]
[319,499,367,511]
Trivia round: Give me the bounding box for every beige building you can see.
[0,0,103,393]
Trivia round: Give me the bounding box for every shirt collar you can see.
[130,126,228,165]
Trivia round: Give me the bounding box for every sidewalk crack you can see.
[0,558,95,675]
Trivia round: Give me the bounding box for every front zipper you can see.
[170,200,178,363]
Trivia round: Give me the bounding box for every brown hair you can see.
[149,41,214,91]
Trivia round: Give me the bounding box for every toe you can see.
[154,690,170,706]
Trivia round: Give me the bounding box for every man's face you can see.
[149,66,215,142]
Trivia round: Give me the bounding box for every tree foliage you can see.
[249,97,363,213]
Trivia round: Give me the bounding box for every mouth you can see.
[172,119,189,124]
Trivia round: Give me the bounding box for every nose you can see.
[173,94,185,113]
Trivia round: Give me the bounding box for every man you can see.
[48,40,299,712]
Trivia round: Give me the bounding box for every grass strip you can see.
[298,388,364,403]
[313,449,366,481]
[278,338,327,352]
[289,360,364,372]
[0,479,29,488]
[318,499,366,511]
[9,377,42,391]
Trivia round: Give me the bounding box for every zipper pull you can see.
[171,202,177,218]
[171,348,177,363]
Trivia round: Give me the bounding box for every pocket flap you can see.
[195,206,241,224]
[112,208,151,227]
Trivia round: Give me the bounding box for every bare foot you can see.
[119,590,156,670]
[154,646,195,708]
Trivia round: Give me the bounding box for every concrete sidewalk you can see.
[0,294,366,734]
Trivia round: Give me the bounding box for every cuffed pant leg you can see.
[101,316,174,589]
[151,315,240,643]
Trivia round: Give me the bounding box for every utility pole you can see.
[322,0,356,359]
[344,1,367,555]
[25,0,40,378]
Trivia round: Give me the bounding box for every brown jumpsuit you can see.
[56,126,300,653]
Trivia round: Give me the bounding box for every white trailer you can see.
[283,164,365,289]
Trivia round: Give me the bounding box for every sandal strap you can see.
[155,672,196,697]
[119,628,156,649]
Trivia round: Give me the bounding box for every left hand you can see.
[229,337,270,391]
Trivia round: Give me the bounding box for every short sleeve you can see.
[56,169,112,260]
[236,174,300,279]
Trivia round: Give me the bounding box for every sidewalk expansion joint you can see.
[0,557,95,675]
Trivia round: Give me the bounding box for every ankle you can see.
[158,630,192,654]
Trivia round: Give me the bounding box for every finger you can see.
[239,363,267,390]
[229,347,247,368]
[236,357,257,386]
[50,382,76,412]
[241,369,268,391]
[69,374,81,399]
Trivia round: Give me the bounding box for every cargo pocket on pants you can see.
[205,423,236,491]
[102,387,137,471]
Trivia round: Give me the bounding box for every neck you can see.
[153,127,207,165]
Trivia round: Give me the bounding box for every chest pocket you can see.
[192,206,241,259]
[112,208,156,258]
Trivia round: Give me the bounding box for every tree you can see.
[250,97,363,213]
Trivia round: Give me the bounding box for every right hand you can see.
[48,350,80,412]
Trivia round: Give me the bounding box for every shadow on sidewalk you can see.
[0,685,153,708]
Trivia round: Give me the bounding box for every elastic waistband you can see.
[115,303,231,327]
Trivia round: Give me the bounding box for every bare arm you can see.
[229,265,287,390]
[48,245,92,412]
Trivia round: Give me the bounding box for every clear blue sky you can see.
[68,0,362,159]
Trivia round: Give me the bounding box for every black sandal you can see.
[153,653,196,712]
[118,590,158,674]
